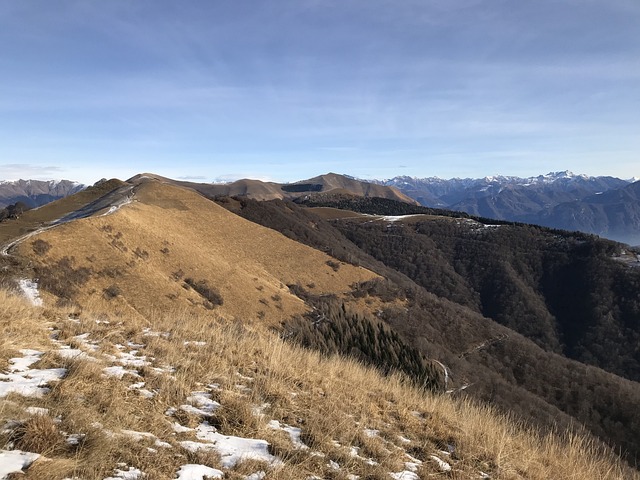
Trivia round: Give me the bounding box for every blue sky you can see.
[1,0,639,184]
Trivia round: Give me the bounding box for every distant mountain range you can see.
[3,171,640,245]
[376,172,640,245]
[0,179,85,209]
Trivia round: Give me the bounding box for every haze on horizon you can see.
[1,1,639,185]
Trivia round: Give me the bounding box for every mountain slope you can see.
[2,289,636,479]
[532,181,640,246]
[12,178,378,325]
[222,195,640,462]
[0,179,84,209]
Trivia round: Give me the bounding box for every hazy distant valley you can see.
[1,172,639,479]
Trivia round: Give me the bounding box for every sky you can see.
[1,0,639,185]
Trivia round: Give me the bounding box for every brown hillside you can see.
[127,172,418,204]
[15,179,378,324]
[0,179,127,247]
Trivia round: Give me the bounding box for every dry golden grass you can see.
[15,180,379,325]
[1,290,637,479]
[0,290,54,368]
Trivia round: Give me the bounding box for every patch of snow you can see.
[175,464,223,480]
[380,215,423,222]
[57,347,96,361]
[120,430,156,441]
[66,433,86,446]
[128,382,155,398]
[172,422,194,433]
[8,349,41,372]
[72,333,99,351]
[182,392,221,416]
[0,450,40,478]
[404,461,420,472]
[102,366,140,379]
[390,471,419,480]
[1,420,22,435]
[100,195,133,217]
[17,279,43,306]
[138,389,155,398]
[429,455,451,472]
[180,422,279,468]
[152,366,176,374]
[245,472,266,480]
[103,466,144,479]
[363,428,379,437]
[0,350,66,398]
[142,328,169,338]
[267,420,308,449]
[183,341,207,346]
[25,406,49,416]
[117,351,149,368]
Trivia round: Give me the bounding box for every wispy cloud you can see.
[177,175,207,181]
[0,164,66,180]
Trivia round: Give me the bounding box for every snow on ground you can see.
[244,472,266,480]
[180,422,280,468]
[429,454,452,472]
[267,419,308,449]
[183,341,207,346]
[181,392,221,416]
[103,465,144,479]
[390,471,419,480]
[380,215,424,222]
[363,428,379,437]
[0,350,66,398]
[56,346,96,361]
[103,365,141,379]
[175,464,223,480]
[100,194,133,217]
[0,450,40,479]
[0,319,492,479]
[25,406,49,416]
[128,381,155,398]
[17,279,43,306]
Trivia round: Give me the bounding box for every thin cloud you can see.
[177,175,207,181]
[0,164,66,180]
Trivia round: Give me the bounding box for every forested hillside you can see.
[214,194,640,465]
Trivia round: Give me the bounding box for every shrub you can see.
[32,239,52,256]
[103,284,122,299]
[184,278,223,307]
[326,260,340,272]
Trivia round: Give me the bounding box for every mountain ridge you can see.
[375,172,639,244]
[0,179,85,209]
[128,172,419,205]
